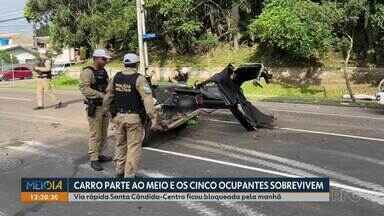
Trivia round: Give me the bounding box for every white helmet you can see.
[92,49,111,59]
[123,53,140,64]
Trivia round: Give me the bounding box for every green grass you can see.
[52,74,80,87]
[1,75,80,90]
[242,81,341,100]
[151,44,258,70]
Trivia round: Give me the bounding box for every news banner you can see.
[21,177,330,203]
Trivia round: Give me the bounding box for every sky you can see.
[0,0,33,35]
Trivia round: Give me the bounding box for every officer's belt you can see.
[84,98,103,106]
[117,108,140,114]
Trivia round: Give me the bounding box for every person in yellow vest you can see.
[33,49,62,110]
[104,53,158,177]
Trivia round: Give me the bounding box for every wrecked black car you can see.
[146,63,275,139]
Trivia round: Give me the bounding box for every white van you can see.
[376,79,384,105]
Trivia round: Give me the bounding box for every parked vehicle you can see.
[52,63,71,76]
[376,79,384,105]
[0,66,33,81]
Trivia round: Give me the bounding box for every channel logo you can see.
[21,178,67,192]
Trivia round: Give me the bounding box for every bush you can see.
[0,50,16,64]
[52,74,79,86]
[249,0,337,61]
[194,33,219,53]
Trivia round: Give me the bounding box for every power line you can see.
[0,10,23,17]
[0,10,23,16]
[0,17,25,23]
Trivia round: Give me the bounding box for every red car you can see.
[0,66,33,81]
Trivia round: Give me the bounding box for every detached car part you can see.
[145,63,275,141]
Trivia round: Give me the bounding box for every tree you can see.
[248,0,338,61]
[146,0,203,54]
[24,0,137,55]
[0,50,14,64]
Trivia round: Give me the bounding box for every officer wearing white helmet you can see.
[79,48,112,171]
[104,53,158,178]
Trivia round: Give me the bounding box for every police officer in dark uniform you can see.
[79,49,112,171]
[104,53,157,177]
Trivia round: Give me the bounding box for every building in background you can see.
[0,33,36,64]
[0,45,36,64]
[0,33,78,66]
[36,36,77,65]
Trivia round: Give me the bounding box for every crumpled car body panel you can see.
[149,63,275,136]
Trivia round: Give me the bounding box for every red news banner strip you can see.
[21,192,69,203]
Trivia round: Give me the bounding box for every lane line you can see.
[309,147,384,167]
[270,108,384,121]
[179,139,384,194]
[220,202,265,216]
[5,141,223,216]
[139,170,223,216]
[179,143,313,177]
[140,170,264,216]
[143,147,384,198]
[280,127,384,143]
[0,96,32,102]
[207,108,384,121]
[205,118,384,143]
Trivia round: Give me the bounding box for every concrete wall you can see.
[65,65,384,87]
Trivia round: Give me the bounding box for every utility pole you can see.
[33,24,37,49]
[141,0,149,69]
[10,54,14,88]
[136,0,146,75]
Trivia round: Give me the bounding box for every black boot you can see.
[33,106,44,110]
[91,161,103,171]
[55,102,63,109]
[99,155,112,163]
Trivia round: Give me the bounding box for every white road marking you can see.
[280,127,384,142]
[140,170,264,216]
[270,108,384,121]
[139,170,223,216]
[180,143,313,177]
[5,141,223,216]
[205,118,384,143]
[143,147,384,198]
[309,147,384,167]
[179,138,384,194]
[220,202,265,216]
[207,107,384,121]
[0,96,32,102]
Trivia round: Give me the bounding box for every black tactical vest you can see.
[84,66,109,93]
[113,72,145,114]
